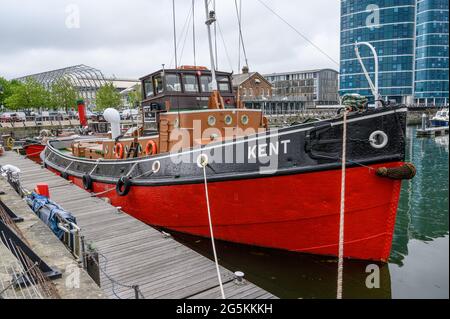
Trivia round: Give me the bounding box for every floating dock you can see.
[0,151,276,299]
[416,126,449,137]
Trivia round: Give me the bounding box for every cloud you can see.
[0,0,340,80]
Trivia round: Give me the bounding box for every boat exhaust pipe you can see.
[103,108,121,140]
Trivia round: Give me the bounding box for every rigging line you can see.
[256,0,340,66]
[192,0,197,67]
[237,0,242,71]
[172,0,178,68]
[169,5,193,68]
[216,19,234,72]
[178,9,194,66]
[213,0,218,70]
[234,0,248,69]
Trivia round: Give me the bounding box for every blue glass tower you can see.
[414,0,449,106]
[340,0,449,106]
[340,0,416,104]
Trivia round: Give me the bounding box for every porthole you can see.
[208,115,216,126]
[225,114,233,125]
[369,130,388,149]
[241,114,249,125]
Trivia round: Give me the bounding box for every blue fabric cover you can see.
[26,192,77,240]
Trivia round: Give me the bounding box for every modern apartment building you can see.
[264,69,339,108]
[339,0,448,106]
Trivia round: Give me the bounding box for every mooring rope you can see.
[23,150,44,158]
[200,155,226,299]
[337,110,348,299]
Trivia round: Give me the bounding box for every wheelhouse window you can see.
[183,74,199,93]
[217,76,230,92]
[200,75,212,92]
[154,75,163,95]
[165,73,182,92]
[144,79,154,98]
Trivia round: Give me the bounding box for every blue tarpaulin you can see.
[26,192,77,240]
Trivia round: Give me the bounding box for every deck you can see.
[0,151,276,299]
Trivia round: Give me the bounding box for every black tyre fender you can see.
[61,171,69,180]
[82,174,93,190]
[116,176,132,196]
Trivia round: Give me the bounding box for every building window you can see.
[249,88,253,96]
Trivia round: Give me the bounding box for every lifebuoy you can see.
[145,140,157,156]
[369,130,389,149]
[116,176,132,196]
[82,174,93,190]
[114,143,124,159]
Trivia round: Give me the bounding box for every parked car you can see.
[121,108,139,120]
[0,112,25,122]
[68,110,79,119]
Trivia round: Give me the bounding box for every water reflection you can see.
[171,232,392,299]
[390,127,449,265]
[169,126,448,299]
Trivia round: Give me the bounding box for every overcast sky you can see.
[0,0,340,80]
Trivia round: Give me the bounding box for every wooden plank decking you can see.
[0,151,276,299]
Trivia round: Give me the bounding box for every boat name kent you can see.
[248,140,291,159]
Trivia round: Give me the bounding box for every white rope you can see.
[337,110,348,299]
[201,157,226,299]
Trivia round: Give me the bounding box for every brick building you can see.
[232,66,273,102]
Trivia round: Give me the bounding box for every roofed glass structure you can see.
[15,65,107,107]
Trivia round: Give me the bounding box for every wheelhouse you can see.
[140,66,236,111]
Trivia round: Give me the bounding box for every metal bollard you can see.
[421,113,427,130]
[234,271,245,284]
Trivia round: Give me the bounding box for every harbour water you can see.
[171,126,449,299]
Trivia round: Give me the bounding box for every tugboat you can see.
[40,2,415,261]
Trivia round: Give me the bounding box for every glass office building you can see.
[340,0,449,106]
[414,0,449,105]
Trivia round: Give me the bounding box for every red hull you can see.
[24,144,45,164]
[52,162,402,261]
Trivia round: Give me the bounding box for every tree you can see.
[127,84,142,108]
[95,82,122,110]
[4,78,51,110]
[0,77,15,107]
[50,77,78,111]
